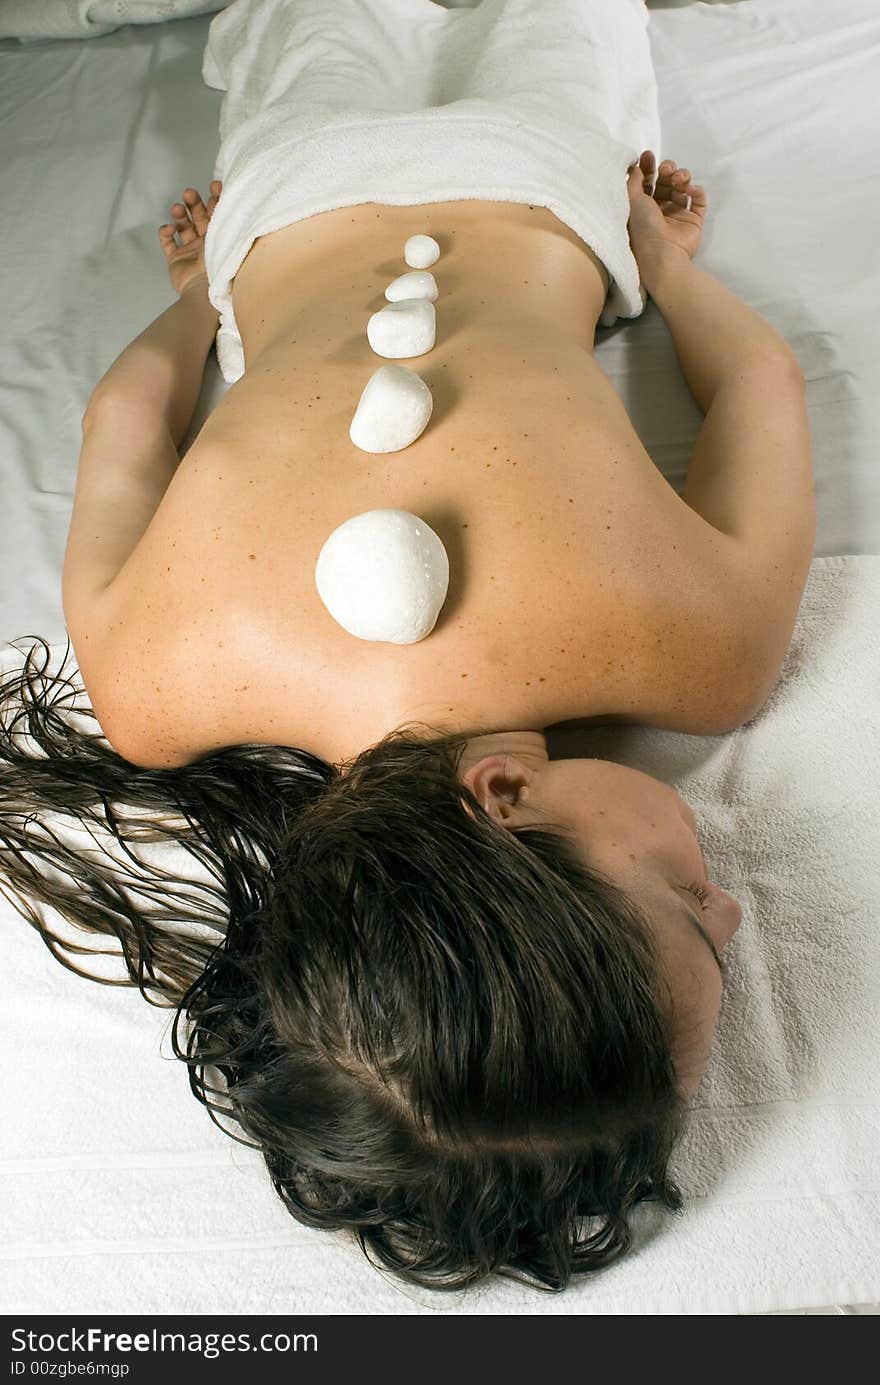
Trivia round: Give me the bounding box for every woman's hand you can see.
[158,181,222,297]
[626,150,706,275]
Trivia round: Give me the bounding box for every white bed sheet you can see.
[1,0,878,1315]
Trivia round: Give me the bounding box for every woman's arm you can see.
[640,244,801,409]
[67,274,220,673]
[85,276,219,450]
[85,179,223,444]
[642,247,815,713]
[63,400,180,643]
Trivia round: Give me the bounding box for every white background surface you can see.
[1,0,879,1314]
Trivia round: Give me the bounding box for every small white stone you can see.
[367,299,436,359]
[349,364,433,453]
[385,270,438,303]
[404,234,440,269]
[315,509,450,644]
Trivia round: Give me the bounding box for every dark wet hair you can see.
[1,636,686,1292]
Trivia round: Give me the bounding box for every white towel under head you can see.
[201,0,661,383]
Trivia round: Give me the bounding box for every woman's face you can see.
[460,740,743,1096]
[535,757,742,1092]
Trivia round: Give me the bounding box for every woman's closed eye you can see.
[686,880,710,907]
[681,880,727,976]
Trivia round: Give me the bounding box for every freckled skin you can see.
[103,200,744,770]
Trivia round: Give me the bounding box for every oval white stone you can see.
[315,509,450,644]
[385,270,438,303]
[367,299,436,359]
[349,364,433,453]
[404,234,440,269]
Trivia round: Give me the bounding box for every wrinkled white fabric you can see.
[0,0,228,44]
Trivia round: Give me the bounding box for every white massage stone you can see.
[349,364,433,453]
[385,270,438,303]
[404,234,440,269]
[315,509,450,644]
[367,299,436,359]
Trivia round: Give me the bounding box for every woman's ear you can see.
[459,755,531,825]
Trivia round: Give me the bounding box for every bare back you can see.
[97,200,744,768]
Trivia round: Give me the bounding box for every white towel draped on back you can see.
[201,0,661,383]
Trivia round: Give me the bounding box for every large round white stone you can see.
[367,299,436,359]
[385,270,438,303]
[404,234,440,269]
[349,364,433,453]
[315,509,450,644]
